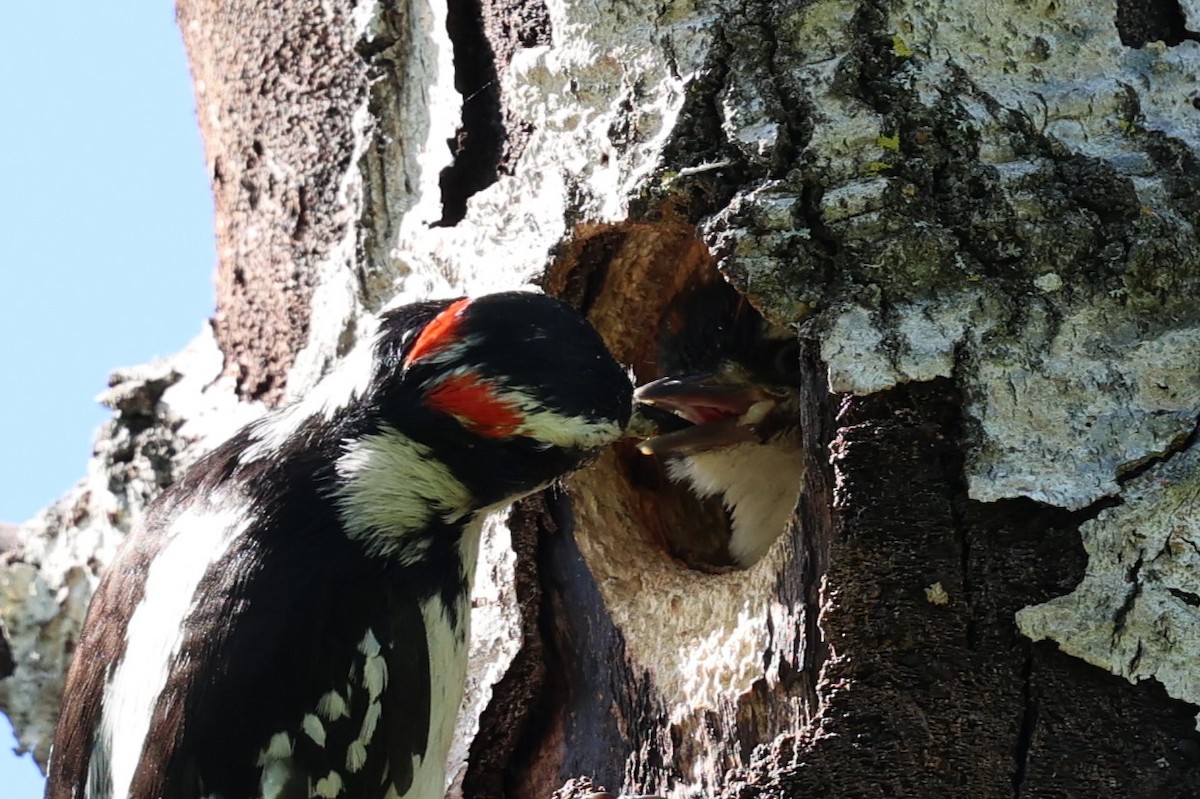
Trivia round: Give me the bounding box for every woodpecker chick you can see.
[46,292,632,799]
[635,282,803,568]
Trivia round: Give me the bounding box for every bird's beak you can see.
[632,374,783,456]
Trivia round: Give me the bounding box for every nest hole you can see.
[546,222,801,573]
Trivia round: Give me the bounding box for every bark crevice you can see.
[436,0,504,227]
[1010,647,1036,798]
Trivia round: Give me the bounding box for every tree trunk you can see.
[3,0,1199,796]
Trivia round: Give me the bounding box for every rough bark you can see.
[2,0,1199,797]
[179,0,373,404]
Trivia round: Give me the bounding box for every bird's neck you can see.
[668,434,804,567]
[332,425,477,562]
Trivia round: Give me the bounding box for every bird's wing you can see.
[47,483,438,799]
[152,533,436,799]
[44,528,162,799]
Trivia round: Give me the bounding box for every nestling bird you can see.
[635,280,803,568]
[46,292,632,799]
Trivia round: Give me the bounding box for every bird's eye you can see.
[771,339,802,385]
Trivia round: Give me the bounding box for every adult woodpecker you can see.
[46,292,632,799]
[635,280,803,568]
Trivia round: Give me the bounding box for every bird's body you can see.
[47,293,631,799]
[636,280,803,568]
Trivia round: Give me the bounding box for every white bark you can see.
[1019,443,1200,726]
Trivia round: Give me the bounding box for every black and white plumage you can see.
[46,292,632,799]
[635,281,803,568]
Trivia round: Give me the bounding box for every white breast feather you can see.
[667,436,804,566]
[406,516,481,799]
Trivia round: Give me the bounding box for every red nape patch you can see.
[426,372,523,438]
[404,297,473,367]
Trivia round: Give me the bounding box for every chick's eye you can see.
[771,339,802,384]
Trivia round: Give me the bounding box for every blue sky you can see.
[1,3,215,793]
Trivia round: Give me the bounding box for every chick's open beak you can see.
[632,374,781,456]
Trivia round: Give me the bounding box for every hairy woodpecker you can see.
[46,292,632,799]
[634,281,803,568]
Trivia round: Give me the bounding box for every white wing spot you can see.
[302,714,326,748]
[258,732,293,765]
[363,653,388,700]
[312,770,344,798]
[358,629,381,657]
[360,629,388,701]
[260,757,298,799]
[346,741,367,774]
[359,701,382,748]
[317,690,349,722]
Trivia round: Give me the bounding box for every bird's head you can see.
[365,292,633,511]
[630,280,803,568]
[634,282,801,459]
